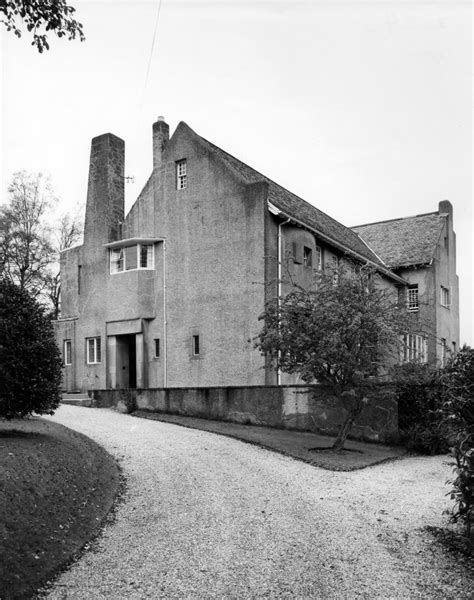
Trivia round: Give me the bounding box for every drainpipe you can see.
[162,239,168,388]
[277,218,291,385]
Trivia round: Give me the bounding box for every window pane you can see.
[96,338,101,363]
[88,338,95,363]
[64,340,71,365]
[125,245,137,270]
[193,335,200,355]
[155,338,160,358]
[140,244,153,268]
[110,249,123,273]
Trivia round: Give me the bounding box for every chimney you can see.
[83,133,125,253]
[153,116,169,170]
[439,199,453,219]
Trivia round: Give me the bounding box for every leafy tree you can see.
[255,268,411,450]
[0,171,82,317]
[1,0,85,52]
[0,280,62,419]
[440,346,474,546]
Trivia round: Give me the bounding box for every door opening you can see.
[116,334,137,388]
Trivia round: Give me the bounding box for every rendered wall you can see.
[91,384,399,444]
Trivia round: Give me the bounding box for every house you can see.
[55,117,459,392]
[353,202,459,366]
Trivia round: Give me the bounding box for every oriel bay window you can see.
[109,242,154,274]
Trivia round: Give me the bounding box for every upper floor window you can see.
[176,159,187,190]
[315,246,322,270]
[407,284,419,312]
[110,244,154,274]
[63,340,72,366]
[154,338,160,358]
[86,337,101,364]
[440,286,451,308]
[303,246,312,267]
[332,255,339,284]
[440,338,447,366]
[192,334,200,356]
[402,334,427,364]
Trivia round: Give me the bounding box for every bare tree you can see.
[0,171,83,317]
[44,212,83,319]
[0,171,56,298]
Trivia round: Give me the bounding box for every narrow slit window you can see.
[192,335,200,356]
[154,338,160,358]
[64,340,72,366]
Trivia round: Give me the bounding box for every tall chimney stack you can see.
[153,116,169,171]
[83,133,125,256]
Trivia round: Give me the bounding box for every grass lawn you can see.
[132,410,407,471]
[0,417,120,600]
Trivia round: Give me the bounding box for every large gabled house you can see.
[55,117,459,393]
[353,202,459,366]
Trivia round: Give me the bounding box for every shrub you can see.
[440,346,474,546]
[0,280,62,419]
[393,362,447,454]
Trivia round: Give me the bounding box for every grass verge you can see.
[0,417,120,600]
[132,410,407,471]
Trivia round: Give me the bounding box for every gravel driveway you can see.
[42,406,471,599]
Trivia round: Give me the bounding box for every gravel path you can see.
[42,406,472,599]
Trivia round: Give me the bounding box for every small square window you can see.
[176,159,187,190]
[154,338,160,358]
[192,335,200,356]
[86,337,101,364]
[407,285,419,311]
[64,340,72,366]
[303,247,312,267]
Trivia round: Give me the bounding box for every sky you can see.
[1,0,472,344]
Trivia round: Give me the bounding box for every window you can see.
[315,246,322,270]
[332,255,339,284]
[440,338,447,366]
[176,159,187,190]
[78,265,82,295]
[109,244,154,274]
[440,286,451,307]
[192,335,200,356]
[407,285,419,312]
[86,337,101,364]
[303,246,312,267]
[452,341,457,356]
[63,340,72,366]
[402,334,428,364]
[154,338,160,358]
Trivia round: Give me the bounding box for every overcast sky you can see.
[1,0,472,344]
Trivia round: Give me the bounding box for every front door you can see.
[116,334,137,388]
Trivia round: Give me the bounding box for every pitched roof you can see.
[201,137,385,267]
[352,212,445,268]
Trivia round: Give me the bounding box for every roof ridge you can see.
[203,137,365,238]
[352,211,439,229]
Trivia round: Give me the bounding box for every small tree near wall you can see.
[255,268,411,450]
[0,280,62,419]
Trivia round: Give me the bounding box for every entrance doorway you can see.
[116,334,137,388]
